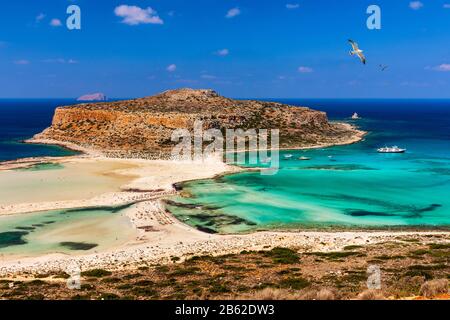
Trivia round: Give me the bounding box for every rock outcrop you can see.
[77,93,107,102]
[32,89,362,158]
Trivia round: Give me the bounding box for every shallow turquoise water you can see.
[0,205,135,256]
[167,100,450,233]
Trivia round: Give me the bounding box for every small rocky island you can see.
[77,93,107,102]
[32,89,363,158]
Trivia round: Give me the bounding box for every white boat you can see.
[283,154,293,159]
[298,156,311,161]
[351,112,361,120]
[377,146,406,153]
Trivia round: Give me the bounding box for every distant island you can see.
[77,92,107,102]
[31,88,364,158]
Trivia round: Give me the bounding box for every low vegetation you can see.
[0,235,448,300]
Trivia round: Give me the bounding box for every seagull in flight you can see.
[379,64,388,71]
[348,39,366,65]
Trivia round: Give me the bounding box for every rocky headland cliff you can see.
[77,93,107,102]
[30,89,364,158]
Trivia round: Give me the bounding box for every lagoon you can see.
[167,100,450,233]
[0,205,136,257]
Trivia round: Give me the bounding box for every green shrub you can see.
[81,269,112,278]
[279,277,309,290]
[264,247,299,264]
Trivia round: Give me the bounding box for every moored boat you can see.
[377,146,406,153]
[351,112,361,120]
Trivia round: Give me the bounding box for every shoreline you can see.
[1,128,449,276]
[24,122,367,158]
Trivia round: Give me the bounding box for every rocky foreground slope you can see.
[31,89,362,158]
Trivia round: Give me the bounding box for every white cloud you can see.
[43,58,78,64]
[444,4,450,8]
[286,4,300,9]
[14,60,30,65]
[50,19,62,27]
[215,48,229,56]
[167,64,177,72]
[201,74,217,80]
[226,8,241,18]
[114,5,163,25]
[36,13,46,22]
[429,64,450,72]
[409,1,423,10]
[298,66,313,73]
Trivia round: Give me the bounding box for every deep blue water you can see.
[1,98,449,161]
[0,99,81,161]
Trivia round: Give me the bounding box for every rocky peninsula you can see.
[29,89,364,158]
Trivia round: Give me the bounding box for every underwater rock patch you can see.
[0,231,28,248]
[60,242,98,250]
[301,164,378,171]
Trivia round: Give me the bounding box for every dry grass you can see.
[243,288,299,300]
[1,235,449,300]
[419,279,449,298]
[357,289,386,300]
[300,288,337,300]
[240,287,337,300]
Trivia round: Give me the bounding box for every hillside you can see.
[31,89,363,158]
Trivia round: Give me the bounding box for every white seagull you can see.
[348,39,366,65]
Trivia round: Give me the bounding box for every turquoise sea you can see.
[166,99,450,233]
[1,99,450,239]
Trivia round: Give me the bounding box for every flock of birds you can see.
[348,39,388,71]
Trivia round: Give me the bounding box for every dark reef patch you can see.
[165,200,257,233]
[301,164,378,171]
[60,242,98,251]
[15,226,36,231]
[345,203,442,218]
[164,200,221,211]
[0,231,28,248]
[62,203,133,215]
[413,168,450,176]
[196,226,218,234]
[408,204,442,217]
[346,210,396,217]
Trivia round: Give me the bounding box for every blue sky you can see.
[0,0,449,98]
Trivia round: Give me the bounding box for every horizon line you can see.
[1,97,450,101]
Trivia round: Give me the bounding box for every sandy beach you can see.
[0,146,449,277]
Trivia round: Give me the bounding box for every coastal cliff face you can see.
[33,89,360,158]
